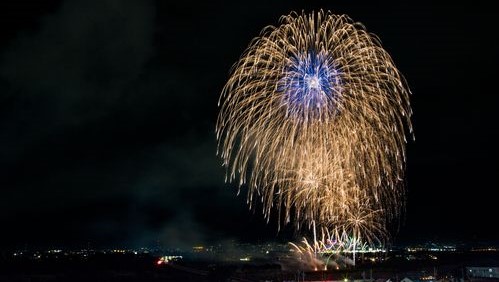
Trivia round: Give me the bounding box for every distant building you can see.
[467,267,499,279]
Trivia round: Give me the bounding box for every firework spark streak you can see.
[217,10,412,259]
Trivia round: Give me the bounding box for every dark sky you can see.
[0,1,497,249]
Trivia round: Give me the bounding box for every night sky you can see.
[1,1,498,249]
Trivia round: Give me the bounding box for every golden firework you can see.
[217,10,412,246]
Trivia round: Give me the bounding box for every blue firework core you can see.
[281,52,341,115]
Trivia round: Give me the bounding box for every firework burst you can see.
[217,10,412,251]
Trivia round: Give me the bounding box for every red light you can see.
[156,260,162,265]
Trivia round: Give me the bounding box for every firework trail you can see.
[217,10,412,260]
